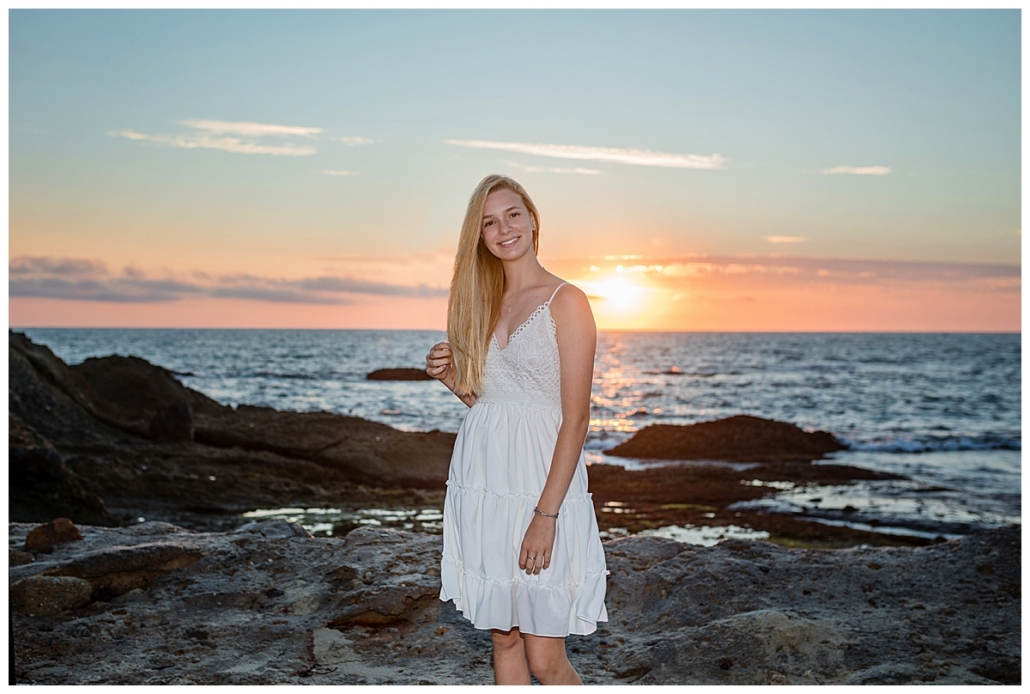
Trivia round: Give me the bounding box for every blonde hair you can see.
[447,174,541,396]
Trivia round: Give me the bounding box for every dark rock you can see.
[194,405,454,488]
[24,518,84,551]
[9,414,117,527]
[148,403,194,441]
[43,540,205,600]
[233,519,313,539]
[366,368,433,381]
[70,353,226,434]
[110,588,147,604]
[606,414,846,463]
[10,575,92,616]
[8,331,455,530]
[8,331,212,443]
[333,520,360,537]
[8,332,123,442]
[10,548,35,566]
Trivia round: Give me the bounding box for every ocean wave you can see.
[838,433,1021,453]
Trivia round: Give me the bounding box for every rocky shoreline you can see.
[8,331,1022,684]
[10,330,936,546]
[9,518,1020,685]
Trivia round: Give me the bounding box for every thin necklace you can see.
[501,294,519,314]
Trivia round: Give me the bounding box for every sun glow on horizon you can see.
[587,277,646,313]
[579,274,664,330]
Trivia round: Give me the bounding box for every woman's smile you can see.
[481,188,535,259]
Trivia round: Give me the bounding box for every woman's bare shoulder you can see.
[549,280,594,324]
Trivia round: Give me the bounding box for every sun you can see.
[577,271,668,330]
[585,276,646,314]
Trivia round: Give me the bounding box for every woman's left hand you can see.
[519,514,556,575]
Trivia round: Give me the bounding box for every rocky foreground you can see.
[8,331,1022,684]
[9,518,1020,685]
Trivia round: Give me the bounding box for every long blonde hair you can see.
[447,174,541,396]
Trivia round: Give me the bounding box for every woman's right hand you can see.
[425,341,456,389]
[427,341,476,407]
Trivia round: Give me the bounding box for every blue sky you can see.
[8,9,1021,329]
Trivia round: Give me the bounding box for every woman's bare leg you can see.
[524,634,583,685]
[491,628,532,685]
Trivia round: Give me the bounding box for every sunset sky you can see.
[9,9,1020,331]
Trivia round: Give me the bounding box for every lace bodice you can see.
[478,284,566,409]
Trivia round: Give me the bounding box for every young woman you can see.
[425,175,608,685]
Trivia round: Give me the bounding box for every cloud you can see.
[313,169,358,176]
[9,256,107,277]
[179,120,321,138]
[9,277,204,303]
[111,129,317,156]
[766,236,807,244]
[293,276,446,299]
[333,136,375,146]
[445,139,727,169]
[572,255,1020,291]
[821,165,891,175]
[503,160,601,175]
[9,256,449,304]
[208,285,346,305]
[110,118,323,157]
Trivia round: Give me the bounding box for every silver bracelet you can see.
[533,507,559,519]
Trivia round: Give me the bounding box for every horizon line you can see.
[10,326,1021,335]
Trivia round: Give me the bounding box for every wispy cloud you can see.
[566,254,1020,291]
[179,120,321,138]
[313,169,358,176]
[333,136,375,146]
[10,256,108,277]
[765,236,807,244]
[110,119,322,157]
[9,256,448,304]
[445,139,727,169]
[822,165,891,175]
[503,160,601,175]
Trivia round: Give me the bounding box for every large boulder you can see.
[70,353,226,436]
[366,368,432,381]
[9,331,223,442]
[10,331,455,499]
[194,405,455,488]
[10,575,93,616]
[605,414,846,463]
[8,413,117,527]
[42,540,205,600]
[9,332,122,446]
[24,518,84,551]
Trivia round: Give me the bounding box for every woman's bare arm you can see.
[425,341,477,408]
[518,284,596,574]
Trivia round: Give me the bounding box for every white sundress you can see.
[439,282,609,637]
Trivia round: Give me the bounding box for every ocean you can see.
[19,328,1021,540]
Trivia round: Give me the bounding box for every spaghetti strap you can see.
[546,282,569,305]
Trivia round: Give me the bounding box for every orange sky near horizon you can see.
[9,253,1020,332]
